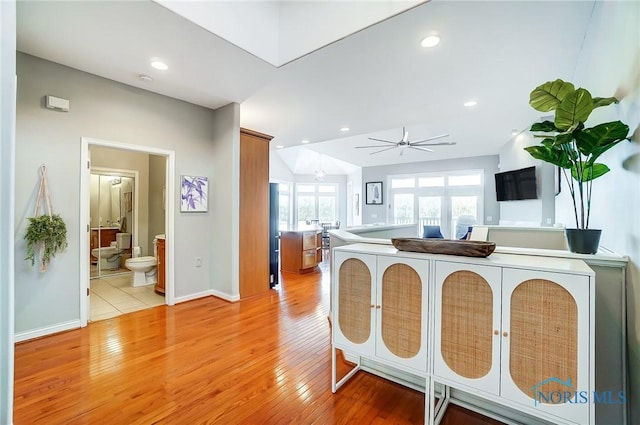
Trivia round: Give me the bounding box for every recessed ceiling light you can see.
[301,140,310,144]
[139,74,153,82]
[150,60,168,71]
[511,129,519,136]
[464,100,478,107]
[420,35,440,48]
[276,145,284,149]
[340,127,350,132]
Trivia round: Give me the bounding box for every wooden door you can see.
[501,268,591,424]
[239,128,272,298]
[155,238,166,294]
[375,256,429,373]
[332,251,376,356]
[433,261,502,394]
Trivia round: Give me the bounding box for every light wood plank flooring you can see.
[14,260,503,424]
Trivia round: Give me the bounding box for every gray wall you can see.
[15,53,239,335]
[148,154,166,250]
[0,1,16,423]
[361,155,500,226]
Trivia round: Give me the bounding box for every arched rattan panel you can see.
[338,258,372,344]
[441,270,493,378]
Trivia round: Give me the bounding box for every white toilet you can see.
[125,234,163,287]
[91,233,131,270]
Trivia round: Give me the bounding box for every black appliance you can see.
[495,166,537,201]
[269,183,279,288]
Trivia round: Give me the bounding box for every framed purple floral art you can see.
[181,175,208,212]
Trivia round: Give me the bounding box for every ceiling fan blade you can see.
[367,137,396,144]
[369,146,398,155]
[356,144,397,149]
[409,146,433,153]
[411,141,457,147]
[402,127,409,143]
[410,133,450,144]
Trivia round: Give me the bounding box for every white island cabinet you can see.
[331,243,595,425]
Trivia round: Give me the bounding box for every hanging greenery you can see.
[24,214,68,268]
[25,165,68,272]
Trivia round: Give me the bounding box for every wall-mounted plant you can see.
[25,214,68,271]
[25,165,68,271]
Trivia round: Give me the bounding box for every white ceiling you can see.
[16,0,596,171]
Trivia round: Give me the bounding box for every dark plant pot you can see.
[565,229,602,254]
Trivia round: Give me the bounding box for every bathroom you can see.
[88,145,166,322]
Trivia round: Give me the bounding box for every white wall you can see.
[0,1,16,422]
[347,169,362,227]
[569,2,640,420]
[269,149,295,182]
[14,53,240,337]
[498,133,557,227]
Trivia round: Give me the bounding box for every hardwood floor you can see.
[14,260,503,425]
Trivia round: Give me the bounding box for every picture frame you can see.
[365,181,383,205]
[181,175,208,212]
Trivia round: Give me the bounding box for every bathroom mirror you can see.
[90,173,135,278]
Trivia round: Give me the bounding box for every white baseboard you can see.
[14,320,81,343]
[174,289,239,304]
[211,289,239,302]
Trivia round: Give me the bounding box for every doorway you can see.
[80,137,176,327]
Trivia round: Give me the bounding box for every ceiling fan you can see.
[356,127,455,155]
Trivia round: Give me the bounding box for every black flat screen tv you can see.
[495,166,537,201]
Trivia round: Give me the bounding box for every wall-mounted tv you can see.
[495,166,537,201]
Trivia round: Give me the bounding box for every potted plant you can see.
[25,214,68,272]
[524,79,630,253]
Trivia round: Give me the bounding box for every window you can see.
[278,183,291,230]
[295,183,338,226]
[388,171,483,238]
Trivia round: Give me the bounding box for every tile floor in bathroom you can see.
[90,272,165,322]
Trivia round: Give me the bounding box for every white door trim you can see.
[80,137,176,327]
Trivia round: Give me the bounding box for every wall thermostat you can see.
[45,95,70,112]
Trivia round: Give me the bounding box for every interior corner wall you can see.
[0,1,16,423]
[210,102,241,299]
[269,149,294,182]
[571,1,640,420]
[14,53,235,336]
[497,132,556,227]
[361,155,500,226]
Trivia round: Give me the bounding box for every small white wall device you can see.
[45,95,70,112]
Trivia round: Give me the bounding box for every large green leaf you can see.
[524,143,572,168]
[529,79,575,112]
[530,120,560,133]
[592,96,619,109]
[555,88,593,130]
[574,121,629,157]
[571,163,610,182]
[553,132,575,146]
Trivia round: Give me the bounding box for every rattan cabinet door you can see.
[375,256,429,373]
[500,268,591,425]
[433,261,502,394]
[332,251,377,356]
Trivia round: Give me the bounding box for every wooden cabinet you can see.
[280,230,322,273]
[332,250,429,392]
[239,128,272,298]
[155,238,166,295]
[433,260,592,425]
